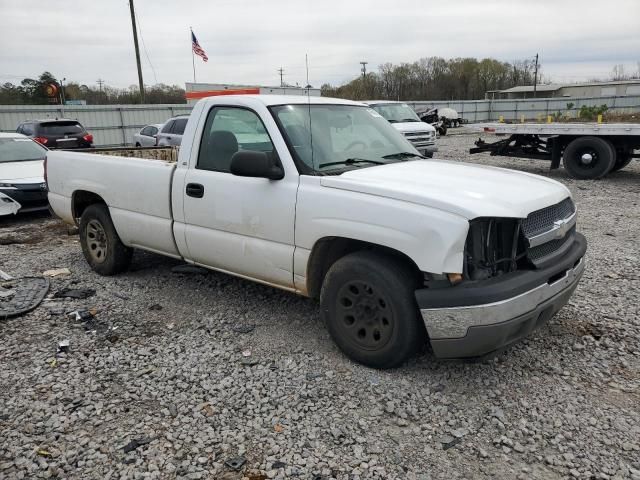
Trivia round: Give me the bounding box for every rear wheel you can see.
[320,251,425,369]
[135,142,141,147]
[563,136,616,179]
[79,204,132,275]
[611,151,633,172]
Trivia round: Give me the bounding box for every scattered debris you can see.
[274,423,284,433]
[36,449,52,457]
[272,461,286,469]
[68,309,95,322]
[122,437,153,453]
[231,324,255,334]
[171,264,209,275]
[43,268,71,277]
[57,339,70,354]
[149,304,163,311]
[0,276,50,319]
[0,269,13,280]
[54,288,95,299]
[242,350,252,357]
[225,456,246,471]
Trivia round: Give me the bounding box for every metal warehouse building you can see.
[486,80,640,99]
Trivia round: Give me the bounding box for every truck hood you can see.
[320,160,570,219]
[392,122,435,133]
[0,160,44,183]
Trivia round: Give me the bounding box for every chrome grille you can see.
[403,131,435,147]
[528,226,575,262]
[522,197,575,238]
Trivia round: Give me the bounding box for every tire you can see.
[611,152,633,172]
[439,125,447,136]
[320,251,425,369]
[79,204,133,275]
[563,136,616,179]
[135,142,141,147]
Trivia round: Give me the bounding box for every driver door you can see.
[181,106,298,289]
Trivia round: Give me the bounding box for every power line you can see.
[96,79,105,92]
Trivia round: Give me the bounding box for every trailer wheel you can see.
[611,152,633,172]
[563,137,616,179]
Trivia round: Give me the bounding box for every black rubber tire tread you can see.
[320,250,425,369]
[563,136,616,179]
[611,153,633,172]
[439,125,447,136]
[79,204,133,276]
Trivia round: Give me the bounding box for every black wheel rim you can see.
[86,219,108,264]
[335,280,394,351]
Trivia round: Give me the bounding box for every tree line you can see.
[0,72,186,105]
[321,56,541,101]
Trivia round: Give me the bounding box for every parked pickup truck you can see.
[47,95,587,368]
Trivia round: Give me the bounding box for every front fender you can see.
[295,177,469,275]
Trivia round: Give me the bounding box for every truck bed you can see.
[476,123,640,137]
[46,149,179,257]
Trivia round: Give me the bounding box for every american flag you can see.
[191,30,208,62]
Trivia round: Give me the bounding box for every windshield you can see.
[0,138,47,163]
[39,121,84,135]
[270,104,420,173]
[370,103,421,123]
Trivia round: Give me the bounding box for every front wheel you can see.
[563,136,616,179]
[79,204,133,275]
[320,251,425,369]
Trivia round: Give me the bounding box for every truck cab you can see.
[364,101,438,157]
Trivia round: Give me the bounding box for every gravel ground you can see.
[1,131,639,480]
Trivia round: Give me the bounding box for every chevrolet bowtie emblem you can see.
[553,219,570,239]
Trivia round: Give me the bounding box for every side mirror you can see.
[230,150,284,180]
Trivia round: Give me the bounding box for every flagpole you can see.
[190,26,196,83]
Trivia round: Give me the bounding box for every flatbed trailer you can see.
[470,123,640,179]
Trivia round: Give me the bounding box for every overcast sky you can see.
[1,0,639,90]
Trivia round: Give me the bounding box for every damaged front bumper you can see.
[416,233,587,358]
[0,192,21,216]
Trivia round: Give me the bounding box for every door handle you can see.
[186,183,204,198]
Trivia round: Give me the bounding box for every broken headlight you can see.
[464,218,528,281]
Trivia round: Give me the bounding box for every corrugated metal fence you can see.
[0,104,192,147]
[1,95,639,146]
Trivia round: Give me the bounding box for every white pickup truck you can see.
[47,95,587,368]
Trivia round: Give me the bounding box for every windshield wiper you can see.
[318,158,385,169]
[382,152,425,160]
[400,118,421,122]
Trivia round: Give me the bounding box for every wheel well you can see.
[72,190,106,222]
[306,237,422,299]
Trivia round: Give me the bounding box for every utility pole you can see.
[277,67,285,87]
[533,53,539,98]
[128,0,145,103]
[360,61,368,80]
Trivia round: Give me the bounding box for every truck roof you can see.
[199,95,364,107]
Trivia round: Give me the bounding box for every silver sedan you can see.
[133,123,164,147]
